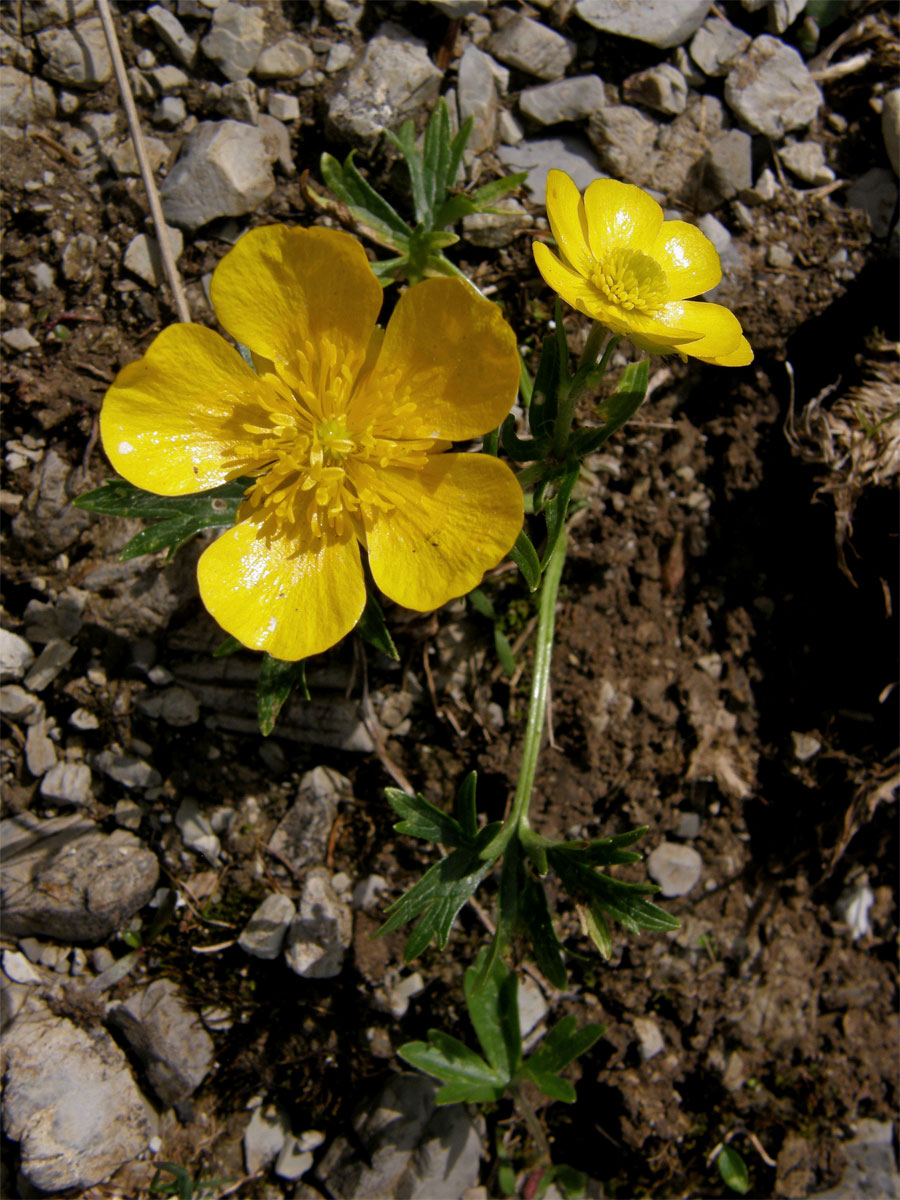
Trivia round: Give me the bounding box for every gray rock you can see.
[146,4,196,67]
[725,35,823,140]
[238,892,296,959]
[0,684,42,722]
[268,91,299,122]
[769,0,805,34]
[497,134,602,205]
[160,119,277,230]
[587,103,658,183]
[1,0,92,34]
[462,197,528,248]
[316,1074,481,1200]
[95,748,161,789]
[0,629,35,682]
[128,66,157,104]
[0,64,55,125]
[276,1130,324,1181]
[883,88,900,176]
[326,21,442,146]
[23,639,77,692]
[690,16,750,77]
[575,0,711,49]
[115,798,143,830]
[520,74,606,126]
[146,64,189,94]
[517,975,548,1037]
[488,11,575,81]
[428,0,488,13]
[696,212,743,278]
[175,797,221,863]
[269,766,352,875]
[743,165,778,204]
[108,979,214,1107]
[62,232,97,284]
[2,1002,151,1192]
[0,30,34,71]
[324,42,354,74]
[201,2,266,81]
[13,450,90,555]
[25,720,57,776]
[137,682,198,725]
[124,227,184,288]
[706,128,753,199]
[254,36,313,81]
[633,1016,665,1060]
[257,111,294,174]
[647,841,702,897]
[674,811,702,839]
[778,139,834,185]
[69,706,99,731]
[2,325,40,353]
[152,95,187,128]
[622,64,687,116]
[813,1119,900,1200]
[0,813,159,940]
[218,78,259,124]
[845,168,898,239]
[3,949,42,985]
[36,18,112,90]
[40,761,93,806]
[457,44,499,154]
[284,868,353,978]
[244,1104,290,1174]
[24,596,82,644]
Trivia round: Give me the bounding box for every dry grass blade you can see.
[95,0,191,324]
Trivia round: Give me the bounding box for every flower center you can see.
[591,249,668,314]
[316,417,355,465]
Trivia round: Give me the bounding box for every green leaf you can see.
[524,1069,576,1104]
[445,114,474,199]
[528,333,562,442]
[378,826,501,959]
[320,150,412,242]
[464,949,521,1079]
[501,412,545,463]
[470,172,528,207]
[384,788,466,847]
[519,875,567,989]
[525,1014,604,1077]
[554,1164,588,1199]
[509,529,541,592]
[257,654,308,737]
[494,627,516,677]
[455,771,478,840]
[386,120,430,227]
[213,635,243,658]
[356,591,399,660]
[581,901,613,959]
[568,359,650,460]
[74,478,249,562]
[422,98,452,215]
[468,587,496,620]
[717,1146,751,1195]
[398,1031,505,1089]
[548,847,680,935]
[540,464,579,567]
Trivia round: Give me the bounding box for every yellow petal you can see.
[583,179,664,260]
[209,225,383,384]
[350,277,519,442]
[534,241,598,312]
[697,336,754,367]
[650,220,722,300]
[545,169,594,276]
[197,513,365,661]
[362,453,523,611]
[662,300,745,360]
[100,323,267,496]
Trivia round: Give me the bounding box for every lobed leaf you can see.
[384,788,466,846]
[464,949,521,1079]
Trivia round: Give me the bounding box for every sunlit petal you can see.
[662,300,746,360]
[583,179,664,259]
[650,220,722,300]
[546,169,594,276]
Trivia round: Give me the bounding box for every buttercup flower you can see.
[534,170,753,367]
[101,226,523,660]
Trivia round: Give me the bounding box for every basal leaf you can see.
[464,948,521,1079]
[522,1068,576,1104]
[470,171,528,207]
[398,1031,504,1087]
[386,120,430,227]
[525,1015,604,1076]
[356,591,399,660]
[434,1080,507,1106]
[321,150,412,242]
[384,788,465,846]
[257,654,308,737]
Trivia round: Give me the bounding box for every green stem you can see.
[579,321,606,370]
[481,531,567,860]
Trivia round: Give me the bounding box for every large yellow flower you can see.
[101,226,523,660]
[534,171,752,367]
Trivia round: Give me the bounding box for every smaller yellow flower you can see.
[534,171,753,367]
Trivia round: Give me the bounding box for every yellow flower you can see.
[100,226,523,661]
[534,171,753,367]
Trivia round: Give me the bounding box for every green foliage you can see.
[469,587,517,676]
[257,654,309,736]
[150,1162,230,1199]
[73,477,249,562]
[356,590,400,661]
[398,947,604,1107]
[315,98,526,285]
[717,1145,752,1195]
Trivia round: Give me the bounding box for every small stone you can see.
[3,949,41,984]
[24,596,82,644]
[218,77,259,124]
[769,0,805,34]
[23,639,77,692]
[0,65,55,125]
[201,2,266,82]
[27,261,55,291]
[239,893,296,959]
[69,706,99,731]
[647,842,702,897]
[324,42,354,74]
[123,228,182,287]
[128,67,157,104]
[791,731,821,761]
[175,797,221,863]
[0,684,42,722]
[269,766,351,874]
[0,629,34,681]
[725,36,823,140]
[778,139,834,185]
[767,242,794,268]
[575,0,711,49]
[845,167,898,239]
[462,197,528,248]
[267,91,298,122]
[457,44,498,154]
[257,112,293,174]
[520,74,606,125]
[834,880,875,941]
[622,64,687,116]
[633,1016,665,1060]
[587,103,658,183]
[275,1135,317,1181]
[706,128,753,200]
[674,811,702,839]
[115,798,143,830]
[36,18,112,90]
[152,95,187,128]
[160,119,277,230]
[254,36,313,81]
[2,326,39,353]
[352,874,388,911]
[517,975,548,1037]
[244,1105,290,1173]
[95,748,161,789]
[146,5,196,67]
[40,761,92,805]
[743,166,778,204]
[488,12,575,81]
[284,867,353,978]
[147,65,190,95]
[25,720,57,776]
[136,48,156,70]
[690,16,751,77]
[136,682,198,725]
[62,233,97,285]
